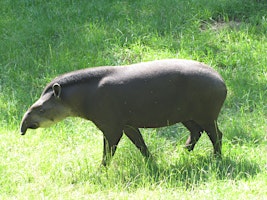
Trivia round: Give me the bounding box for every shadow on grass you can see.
[144,154,261,187]
[69,151,261,190]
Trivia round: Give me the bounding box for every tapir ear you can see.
[52,83,61,98]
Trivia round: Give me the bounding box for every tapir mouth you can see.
[20,122,39,135]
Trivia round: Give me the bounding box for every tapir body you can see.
[20,59,227,166]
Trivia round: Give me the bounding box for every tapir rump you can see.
[20,59,227,166]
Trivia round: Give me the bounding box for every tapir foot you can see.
[184,144,194,151]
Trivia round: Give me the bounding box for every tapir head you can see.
[20,83,72,135]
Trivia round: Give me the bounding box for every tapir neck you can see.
[61,83,97,120]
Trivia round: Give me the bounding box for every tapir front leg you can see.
[101,130,123,166]
[123,126,151,158]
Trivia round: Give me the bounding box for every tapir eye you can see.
[39,109,45,113]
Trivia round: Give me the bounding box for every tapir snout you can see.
[20,111,40,135]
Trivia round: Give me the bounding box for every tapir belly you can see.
[120,94,204,128]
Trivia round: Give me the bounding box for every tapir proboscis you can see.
[20,59,227,166]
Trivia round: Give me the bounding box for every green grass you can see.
[1,0,267,199]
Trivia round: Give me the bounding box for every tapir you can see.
[20,59,227,166]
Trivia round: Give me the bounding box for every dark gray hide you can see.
[20,59,227,166]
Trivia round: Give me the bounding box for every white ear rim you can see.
[52,83,61,98]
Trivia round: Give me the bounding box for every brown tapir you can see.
[20,59,227,166]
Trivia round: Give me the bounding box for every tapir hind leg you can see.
[198,120,223,156]
[123,126,151,158]
[182,120,204,151]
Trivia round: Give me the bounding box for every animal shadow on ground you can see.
[71,124,261,187]
[143,153,261,188]
[86,151,261,189]
[140,125,261,186]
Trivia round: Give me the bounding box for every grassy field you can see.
[1,0,267,199]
